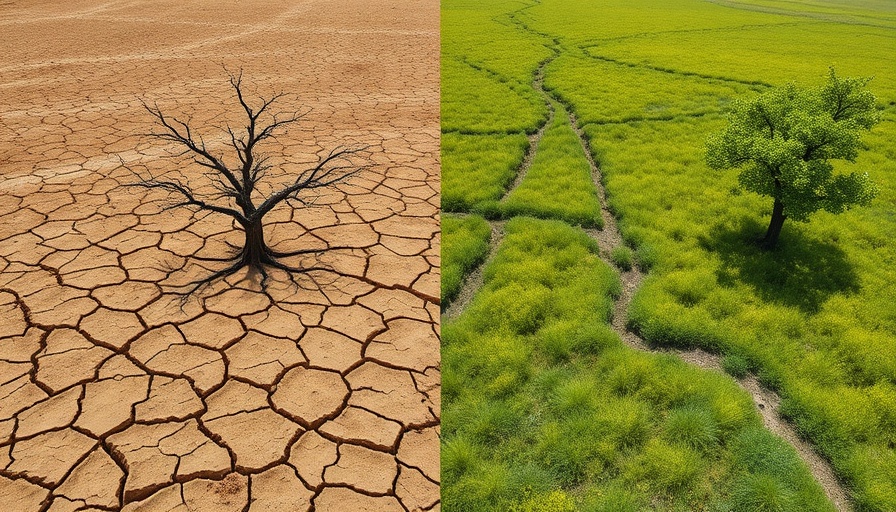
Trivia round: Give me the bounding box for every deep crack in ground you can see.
[0,1,440,511]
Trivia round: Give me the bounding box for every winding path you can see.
[446,36,852,510]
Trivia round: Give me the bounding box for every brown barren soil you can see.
[0,1,439,510]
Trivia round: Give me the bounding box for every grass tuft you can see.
[664,405,720,452]
[610,245,634,271]
[730,473,796,512]
[624,438,704,492]
[722,354,752,379]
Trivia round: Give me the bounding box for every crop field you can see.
[442,0,896,511]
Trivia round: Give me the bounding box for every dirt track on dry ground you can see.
[0,1,440,510]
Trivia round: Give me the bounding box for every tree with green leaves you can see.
[706,69,879,249]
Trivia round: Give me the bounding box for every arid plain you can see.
[0,0,439,510]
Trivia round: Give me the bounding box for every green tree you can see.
[706,69,879,249]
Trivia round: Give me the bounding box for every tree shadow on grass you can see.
[700,217,860,314]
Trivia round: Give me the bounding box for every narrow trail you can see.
[564,85,851,512]
[445,29,852,507]
[442,220,504,320]
[507,63,555,193]
[441,59,555,321]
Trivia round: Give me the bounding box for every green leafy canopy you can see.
[706,69,880,222]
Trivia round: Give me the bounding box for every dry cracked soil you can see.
[0,1,440,511]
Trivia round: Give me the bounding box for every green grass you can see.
[443,0,896,509]
[442,132,529,213]
[501,100,603,228]
[591,22,896,102]
[442,58,546,134]
[663,405,720,452]
[442,0,552,85]
[442,214,492,306]
[524,0,790,44]
[544,54,758,125]
[610,245,633,271]
[441,217,832,511]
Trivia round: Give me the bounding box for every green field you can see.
[442,0,896,510]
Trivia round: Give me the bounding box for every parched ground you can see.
[0,1,440,511]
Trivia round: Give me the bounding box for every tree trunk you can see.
[241,218,269,268]
[760,197,786,250]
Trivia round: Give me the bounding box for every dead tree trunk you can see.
[240,217,270,269]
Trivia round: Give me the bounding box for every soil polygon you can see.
[0,0,439,509]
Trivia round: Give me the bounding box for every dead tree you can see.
[128,71,368,293]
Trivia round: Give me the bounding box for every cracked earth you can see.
[0,1,440,510]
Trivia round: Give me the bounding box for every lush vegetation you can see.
[441,0,548,134]
[442,58,546,134]
[443,0,896,509]
[543,54,759,125]
[442,132,529,213]
[442,214,492,306]
[442,218,831,511]
[502,100,603,228]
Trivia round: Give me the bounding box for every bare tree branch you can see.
[124,72,369,295]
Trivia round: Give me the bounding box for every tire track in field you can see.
[441,219,504,320]
[580,51,772,89]
[504,62,555,192]
[578,21,808,45]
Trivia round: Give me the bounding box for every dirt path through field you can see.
[559,50,851,509]
[446,25,851,507]
[570,105,852,511]
[0,1,439,511]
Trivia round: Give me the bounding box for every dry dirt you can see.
[0,1,440,511]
